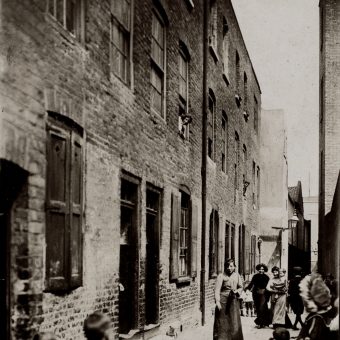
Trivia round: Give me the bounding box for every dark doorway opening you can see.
[145,186,161,326]
[0,159,28,340]
[119,177,139,334]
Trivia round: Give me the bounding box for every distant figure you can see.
[241,282,254,317]
[213,258,244,340]
[267,266,287,328]
[84,311,112,340]
[288,266,304,330]
[269,327,290,340]
[297,273,333,340]
[32,333,58,340]
[246,263,271,328]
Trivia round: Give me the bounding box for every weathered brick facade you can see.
[0,0,261,339]
[319,0,340,280]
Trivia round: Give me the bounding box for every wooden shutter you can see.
[46,126,69,291]
[170,193,180,281]
[70,132,83,288]
[217,215,224,274]
[190,201,198,278]
[245,228,250,275]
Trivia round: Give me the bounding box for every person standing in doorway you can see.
[288,267,304,330]
[246,263,271,328]
[213,258,244,340]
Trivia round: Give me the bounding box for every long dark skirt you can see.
[253,289,271,327]
[213,293,244,340]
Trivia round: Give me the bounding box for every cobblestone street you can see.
[163,314,301,340]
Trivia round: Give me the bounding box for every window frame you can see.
[178,43,190,140]
[45,113,84,293]
[110,0,133,86]
[47,0,85,43]
[179,191,191,278]
[209,209,219,278]
[208,89,216,160]
[151,9,167,119]
[221,112,228,173]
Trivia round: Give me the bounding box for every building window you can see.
[46,114,83,292]
[222,17,229,84]
[235,131,240,165]
[221,112,228,173]
[170,190,198,281]
[238,225,245,275]
[243,72,248,110]
[236,51,240,93]
[252,161,256,206]
[256,166,260,207]
[209,0,218,57]
[209,209,219,278]
[47,0,85,41]
[111,0,132,84]
[179,192,190,277]
[254,96,258,132]
[225,221,230,260]
[178,43,191,139]
[250,235,257,273]
[151,10,166,118]
[231,224,235,260]
[208,89,216,160]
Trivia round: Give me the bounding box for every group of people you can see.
[213,259,339,340]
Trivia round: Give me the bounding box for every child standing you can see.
[241,281,254,317]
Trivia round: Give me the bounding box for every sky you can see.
[232,0,319,196]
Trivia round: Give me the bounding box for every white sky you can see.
[232,0,319,196]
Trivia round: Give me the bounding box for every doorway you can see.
[0,159,28,340]
[119,177,139,334]
[145,186,160,326]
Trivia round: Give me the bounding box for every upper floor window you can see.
[235,51,240,93]
[222,18,230,85]
[221,112,228,173]
[243,144,247,175]
[46,112,84,292]
[151,10,166,118]
[209,0,218,60]
[252,161,256,206]
[111,0,132,84]
[208,89,216,160]
[178,43,191,139]
[243,72,248,109]
[47,0,85,42]
[254,95,258,132]
[256,166,260,206]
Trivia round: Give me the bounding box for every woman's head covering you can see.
[83,311,111,340]
[272,327,290,340]
[256,263,268,272]
[271,266,280,273]
[299,273,332,313]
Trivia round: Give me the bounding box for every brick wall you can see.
[319,0,340,277]
[0,0,261,339]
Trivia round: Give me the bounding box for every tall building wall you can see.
[0,0,262,339]
[319,0,340,278]
[259,109,288,268]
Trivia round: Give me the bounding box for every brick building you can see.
[259,109,288,271]
[0,0,261,339]
[319,0,340,281]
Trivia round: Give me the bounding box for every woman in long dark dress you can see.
[288,266,304,330]
[214,259,244,340]
[246,263,271,329]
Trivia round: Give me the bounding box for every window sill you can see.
[176,276,192,286]
[45,13,84,48]
[221,171,228,181]
[222,73,230,86]
[110,72,133,92]
[150,108,166,125]
[119,324,160,339]
[209,45,219,63]
[207,156,216,168]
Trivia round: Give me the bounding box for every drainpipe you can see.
[200,0,209,327]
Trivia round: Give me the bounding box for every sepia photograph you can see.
[0,0,339,339]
